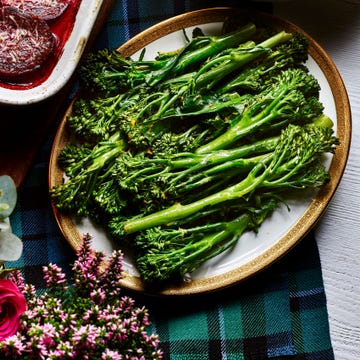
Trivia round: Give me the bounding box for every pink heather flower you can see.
[0,234,163,359]
[72,324,101,350]
[47,348,66,358]
[37,323,58,348]
[90,288,106,304]
[8,271,26,294]
[0,334,26,355]
[43,264,68,291]
[73,234,105,281]
[102,348,122,360]
[0,279,27,341]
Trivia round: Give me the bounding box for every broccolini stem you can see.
[311,113,334,128]
[194,31,293,91]
[192,40,256,80]
[154,85,189,118]
[136,92,170,120]
[122,123,337,234]
[64,132,125,176]
[195,110,280,154]
[171,23,257,75]
[146,23,257,87]
[118,138,277,198]
[122,158,269,234]
[167,136,279,169]
[88,134,126,170]
[171,153,269,193]
[151,215,251,274]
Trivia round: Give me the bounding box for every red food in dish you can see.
[0,0,69,21]
[0,6,55,80]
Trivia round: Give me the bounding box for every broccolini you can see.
[111,123,338,236]
[50,18,339,285]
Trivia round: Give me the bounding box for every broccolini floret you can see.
[50,132,126,216]
[219,32,309,94]
[134,195,278,283]
[196,67,323,153]
[78,22,257,96]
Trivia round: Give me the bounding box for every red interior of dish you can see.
[0,0,82,90]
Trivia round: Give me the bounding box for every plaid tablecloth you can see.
[7,1,334,359]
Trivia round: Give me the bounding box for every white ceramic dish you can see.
[49,8,351,296]
[0,0,106,106]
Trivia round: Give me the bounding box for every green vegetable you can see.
[218,32,309,94]
[195,67,323,154]
[112,123,338,236]
[115,65,325,209]
[70,27,293,146]
[193,30,292,91]
[135,195,278,283]
[115,135,277,209]
[50,19,339,284]
[66,94,130,142]
[50,132,127,216]
[78,22,258,95]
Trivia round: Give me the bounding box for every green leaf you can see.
[0,230,23,262]
[0,175,17,219]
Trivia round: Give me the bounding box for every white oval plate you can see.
[49,8,351,296]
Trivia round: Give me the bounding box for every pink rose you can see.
[0,279,27,341]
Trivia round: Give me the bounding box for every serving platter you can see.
[0,0,114,105]
[49,8,351,296]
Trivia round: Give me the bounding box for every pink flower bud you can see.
[0,279,27,341]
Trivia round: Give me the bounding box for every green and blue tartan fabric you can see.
[8,1,334,359]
